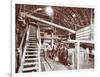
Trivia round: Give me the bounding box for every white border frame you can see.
[11,0,96,77]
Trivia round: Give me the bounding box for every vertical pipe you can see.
[37,23,41,72]
[91,8,93,25]
[72,48,75,69]
[77,41,80,69]
[75,41,80,69]
[90,8,93,41]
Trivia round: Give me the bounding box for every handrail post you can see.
[37,23,41,72]
[18,48,22,66]
[75,41,80,69]
[17,24,29,72]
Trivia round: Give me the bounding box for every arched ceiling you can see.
[16,4,94,34]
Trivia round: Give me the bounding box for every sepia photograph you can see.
[15,4,95,73]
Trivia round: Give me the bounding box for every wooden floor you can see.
[41,57,71,71]
[41,57,94,71]
[79,60,94,69]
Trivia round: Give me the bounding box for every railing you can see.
[17,24,29,66]
[37,24,41,72]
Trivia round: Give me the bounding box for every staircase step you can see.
[27,40,37,42]
[27,42,37,45]
[22,66,39,71]
[28,36,36,37]
[25,54,38,57]
[26,48,38,49]
[26,43,37,46]
[26,53,37,55]
[29,30,37,34]
[24,58,38,60]
[25,56,37,59]
[27,46,38,48]
[22,69,37,73]
[29,34,36,35]
[27,41,37,43]
[23,62,38,66]
[27,46,37,48]
[28,37,36,38]
[28,39,37,40]
[28,39,37,41]
[26,51,38,54]
[24,60,37,63]
[26,51,38,53]
[27,43,37,45]
[23,65,36,68]
[28,38,36,40]
[29,37,37,38]
[29,35,37,37]
[26,45,38,48]
[29,33,36,34]
[29,35,36,36]
[26,47,37,49]
[26,49,38,51]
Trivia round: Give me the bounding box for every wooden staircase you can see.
[19,25,40,73]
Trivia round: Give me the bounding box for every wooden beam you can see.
[30,22,49,27]
[25,13,76,33]
[75,41,80,69]
[67,39,94,43]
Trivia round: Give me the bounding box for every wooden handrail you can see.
[18,24,29,63]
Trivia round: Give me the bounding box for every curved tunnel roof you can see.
[16,4,94,35]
